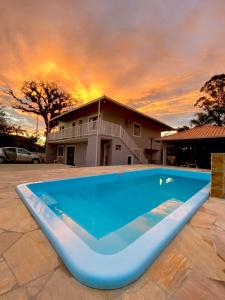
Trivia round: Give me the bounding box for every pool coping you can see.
[16,167,210,289]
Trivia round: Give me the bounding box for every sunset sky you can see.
[0,0,225,134]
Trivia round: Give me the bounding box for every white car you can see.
[0,147,41,164]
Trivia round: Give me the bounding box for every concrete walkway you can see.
[0,164,225,299]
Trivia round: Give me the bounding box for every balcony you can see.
[48,120,123,141]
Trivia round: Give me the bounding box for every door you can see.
[17,148,32,162]
[100,141,111,166]
[4,148,17,162]
[127,155,133,165]
[66,146,75,166]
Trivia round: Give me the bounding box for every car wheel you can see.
[32,158,40,164]
[0,156,5,164]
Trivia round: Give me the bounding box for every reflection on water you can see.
[57,198,183,254]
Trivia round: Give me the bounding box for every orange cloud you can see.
[0,0,225,129]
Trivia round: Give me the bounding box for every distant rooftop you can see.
[162,125,225,141]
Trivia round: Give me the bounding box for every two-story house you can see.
[46,96,171,166]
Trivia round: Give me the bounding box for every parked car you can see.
[0,147,41,164]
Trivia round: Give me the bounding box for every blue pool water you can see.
[17,168,210,288]
[28,169,209,255]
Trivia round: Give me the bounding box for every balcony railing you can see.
[48,121,98,141]
[47,120,153,163]
[48,120,124,141]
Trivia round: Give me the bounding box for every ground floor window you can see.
[58,146,64,157]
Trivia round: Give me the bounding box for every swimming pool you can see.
[16,168,210,289]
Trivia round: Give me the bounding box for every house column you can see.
[162,142,167,165]
[45,143,57,163]
[86,136,101,166]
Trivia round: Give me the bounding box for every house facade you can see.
[46,96,171,166]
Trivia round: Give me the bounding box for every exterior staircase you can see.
[100,120,145,163]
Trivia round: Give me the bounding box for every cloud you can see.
[0,0,225,131]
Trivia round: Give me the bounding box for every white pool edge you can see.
[16,168,210,289]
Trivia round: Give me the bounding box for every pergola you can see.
[161,125,225,169]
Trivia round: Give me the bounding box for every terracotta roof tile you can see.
[162,125,225,141]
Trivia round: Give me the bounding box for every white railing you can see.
[48,121,98,140]
[100,120,143,161]
[48,119,144,162]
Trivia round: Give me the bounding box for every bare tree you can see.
[5,81,76,136]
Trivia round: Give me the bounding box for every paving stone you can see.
[0,232,22,255]
[148,245,189,294]
[3,230,60,285]
[0,195,21,209]
[36,267,105,300]
[117,280,166,300]
[213,227,225,261]
[0,260,16,296]
[207,197,225,205]
[24,273,51,298]
[0,203,38,233]
[172,271,225,300]
[174,225,225,281]
[0,288,28,300]
[189,211,216,229]
[192,227,213,245]
[202,201,225,222]
[1,166,225,299]
[215,219,225,231]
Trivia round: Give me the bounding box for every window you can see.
[60,126,64,131]
[58,146,64,157]
[133,123,141,137]
[18,148,30,155]
[72,122,76,127]
[5,147,16,153]
[115,144,121,150]
[78,119,83,125]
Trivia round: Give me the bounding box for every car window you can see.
[18,148,31,155]
[5,148,16,153]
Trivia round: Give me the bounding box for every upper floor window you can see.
[59,126,64,131]
[78,119,83,125]
[72,122,76,127]
[133,123,141,137]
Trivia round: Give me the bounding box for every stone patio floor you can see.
[0,164,225,300]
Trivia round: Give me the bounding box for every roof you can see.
[161,125,225,141]
[51,95,172,130]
